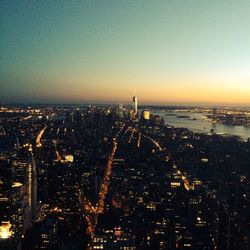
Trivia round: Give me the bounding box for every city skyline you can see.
[1,103,249,249]
[1,0,250,105]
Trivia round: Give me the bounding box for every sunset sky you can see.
[1,0,250,105]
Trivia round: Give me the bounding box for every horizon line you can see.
[1,101,250,108]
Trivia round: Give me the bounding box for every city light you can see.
[0,222,12,239]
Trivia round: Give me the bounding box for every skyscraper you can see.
[142,109,150,120]
[117,103,124,119]
[132,96,138,118]
[28,150,37,221]
[0,159,30,250]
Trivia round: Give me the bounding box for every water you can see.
[145,109,250,141]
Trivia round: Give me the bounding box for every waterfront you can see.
[149,109,250,141]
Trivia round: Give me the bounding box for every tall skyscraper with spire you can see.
[28,147,37,220]
[132,96,138,117]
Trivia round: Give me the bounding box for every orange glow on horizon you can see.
[23,70,250,105]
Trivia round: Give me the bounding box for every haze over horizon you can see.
[1,0,250,105]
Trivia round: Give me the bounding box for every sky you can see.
[1,0,250,105]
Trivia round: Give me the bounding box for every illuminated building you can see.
[0,159,29,249]
[61,155,74,163]
[132,96,137,118]
[12,159,32,230]
[26,152,37,220]
[142,109,150,120]
[0,221,12,239]
[0,161,13,241]
[117,103,124,119]
[92,234,135,249]
[170,181,181,189]
[0,152,37,248]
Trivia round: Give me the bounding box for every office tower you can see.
[0,160,13,242]
[28,151,37,220]
[117,103,124,119]
[0,159,29,250]
[132,96,137,116]
[130,96,138,119]
[12,159,33,229]
[142,109,150,120]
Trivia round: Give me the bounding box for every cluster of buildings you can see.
[0,129,37,249]
[90,123,250,249]
[209,107,250,127]
[0,98,250,249]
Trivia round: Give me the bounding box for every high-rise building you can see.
[12,160,32,231]
[0,159,29,250]
[28,151,37,220]
[132,96,137,115]
[142,109,150,120]
[117,103,124,119]
[0,146,38,249]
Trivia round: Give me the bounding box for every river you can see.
[145,109,250,141]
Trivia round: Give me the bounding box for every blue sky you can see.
[1,0,250,104]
